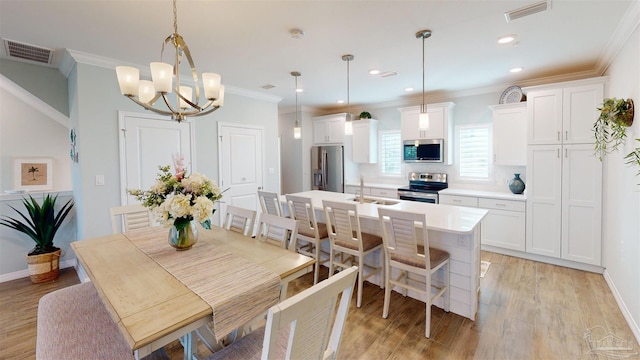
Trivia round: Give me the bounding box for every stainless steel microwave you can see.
[403,139,444,163]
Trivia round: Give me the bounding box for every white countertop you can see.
[284,190,487,235]
[439,188,527,201]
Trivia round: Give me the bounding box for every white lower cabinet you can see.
[478,198,526,251]
[440,194,526,252]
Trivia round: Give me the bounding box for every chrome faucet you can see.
[359,175,364,204]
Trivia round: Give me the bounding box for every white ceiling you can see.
[0,0,635,112]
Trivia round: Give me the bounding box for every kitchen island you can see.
[284,190,488,321]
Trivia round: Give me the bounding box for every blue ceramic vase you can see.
[509,173,525,194]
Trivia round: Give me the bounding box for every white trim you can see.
[595,0,640,75]
[603,269,640,345]
[0,74,70,128]
[0,259,76,283]
[481,244,604,273]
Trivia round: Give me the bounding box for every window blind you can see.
[379,130,401,175]
[457,124,491,179]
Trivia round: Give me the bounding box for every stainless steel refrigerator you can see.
[311,145,344,192]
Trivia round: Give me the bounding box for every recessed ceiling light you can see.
[405,87,414,92]
[369,69,380,75]
[498,34,517,44]
[296,88,303,93]
[337,100,344,104]
[510,67,523,73]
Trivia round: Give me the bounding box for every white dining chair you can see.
[109,204,152,234]
[223,205,256,237]
[256,213,299,300]
[323,200,384,308]
[204,266,358,360]
[286,194,330,284]
[377,207,450,338]
[258,191,285,217]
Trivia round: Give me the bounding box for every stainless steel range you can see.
[397,172,448,204]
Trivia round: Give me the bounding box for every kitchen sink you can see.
[349,196,399,206]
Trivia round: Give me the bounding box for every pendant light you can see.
[342,54,354,135]
[416,29,432,130]
[291,71,302,139]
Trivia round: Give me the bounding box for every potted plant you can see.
[0,194,74,283]
[359,111,372,119]
[593,98,634,161]
[625,139,640,180]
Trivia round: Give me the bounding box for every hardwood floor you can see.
[2,251,638,359]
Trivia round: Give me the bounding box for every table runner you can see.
[125,226,281,340]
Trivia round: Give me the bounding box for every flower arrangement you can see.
[128,156,223,232]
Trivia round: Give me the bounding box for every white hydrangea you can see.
[192,197,214,223]
[167,193,192,219]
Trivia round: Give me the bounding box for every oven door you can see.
[397,189,439,204]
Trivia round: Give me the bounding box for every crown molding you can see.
[0,74,70,128]
[595,0,640,75]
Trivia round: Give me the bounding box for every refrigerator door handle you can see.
[322,150,328,189]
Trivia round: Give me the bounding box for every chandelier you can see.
[416,29,432,130]
[115,0,224,122]
[342,54,354,135]
[291,71,302,139]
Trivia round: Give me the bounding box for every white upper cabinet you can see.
[352,119,378,163]
[313,113,346,144]
[399,102,453,141]
[490,103,527,166]
[526,80,603,145]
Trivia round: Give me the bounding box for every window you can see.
[456,124,491,179]
[379,130,401,176]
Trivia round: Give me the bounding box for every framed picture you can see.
[14,158,53,191]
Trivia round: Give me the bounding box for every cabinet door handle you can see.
[494,154,496,163]
[557,149,560,158]
[557,131,560,141]
[565,131,568,140]
[496,203,506,207]
[453,199,462,203]
[565,148,568,158]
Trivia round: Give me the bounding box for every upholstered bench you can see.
[36,281,168,360]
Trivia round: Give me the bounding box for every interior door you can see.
[118,112,192,204]
[218,123,263,229]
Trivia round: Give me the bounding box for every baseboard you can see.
[603,269,640,345]
[0,259,76,283]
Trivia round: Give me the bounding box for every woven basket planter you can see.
[26,249,61,283]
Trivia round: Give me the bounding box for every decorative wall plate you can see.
[499,85,525,104]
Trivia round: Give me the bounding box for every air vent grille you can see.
[261,84,276,90]
[3,39,54,64]
[380,71,398,78]
[504,1,550,22]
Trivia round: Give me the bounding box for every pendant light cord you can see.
[422,34,425,111]
[347,58,350,119]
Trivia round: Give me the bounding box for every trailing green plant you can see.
[624,138,640,179]
[593,98,634,161]
[359,111,372,119]
[0,194,74,255]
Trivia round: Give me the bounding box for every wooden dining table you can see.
[71,225,315,359]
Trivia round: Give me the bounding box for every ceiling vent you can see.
[261,84,276,90]
[380,71,398,78]
[3,38,54,64]
[504,1,550,22]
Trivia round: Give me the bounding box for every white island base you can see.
[283,190,488,321]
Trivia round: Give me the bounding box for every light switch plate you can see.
[95,175,105,186]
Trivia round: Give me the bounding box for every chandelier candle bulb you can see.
[179,86,193,109]
[139,80,155,103]
[116,66,140,96]
[150,62,173,93]
[202,73,221,100]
